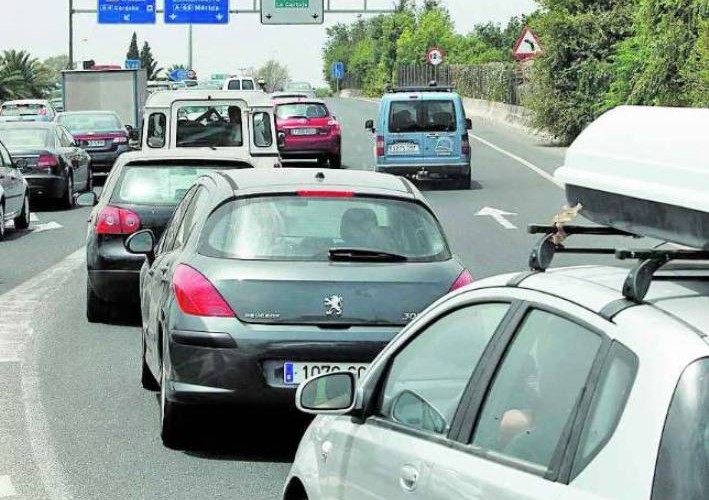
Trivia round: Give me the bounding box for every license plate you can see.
[292,128,318,136]
[388,143,419,154]
[284,362,369,385]
[87,140,105,148]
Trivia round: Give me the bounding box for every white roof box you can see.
[555,106,709,249]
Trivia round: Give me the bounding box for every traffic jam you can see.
[1,1,708,499]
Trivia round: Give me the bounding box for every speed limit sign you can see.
[426,47,445,66]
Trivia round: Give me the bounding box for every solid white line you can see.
[0,475,17,498]
[471,134,563,188]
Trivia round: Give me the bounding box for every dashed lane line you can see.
[0,475,17,498]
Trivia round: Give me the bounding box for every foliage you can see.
[127,33,140,61]
[42,55,69,85]
[165,64,188,80]
[139,42,162,80]
[315,87,333,98]
[0,50,54,101]
[257,60,290,93]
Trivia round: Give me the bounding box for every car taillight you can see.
[172,264,235,317]
[449,269,474,292]
[37,154,59,173]
[38,108,47,116]
[95,206,141,235]
[462,134,471,157]
[297,190,354,198]
[113,135,128,144]
[376,136,385,157]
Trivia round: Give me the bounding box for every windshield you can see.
[176,104,243,147]
[285,82,313,91]
[112,165,224,205]
[389,100,457,133]
[0,128,51,149]
[652,358,709,500]
[199,195,450,262]
[57,113,123,134]
[276,103,328,119]
[0,103,47,117]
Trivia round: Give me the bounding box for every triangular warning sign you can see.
[513,26,542,60]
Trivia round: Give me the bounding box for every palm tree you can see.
[0,50,53,99]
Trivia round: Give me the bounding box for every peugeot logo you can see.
[324,295,344,317]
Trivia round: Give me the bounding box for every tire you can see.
[86,168,93,192]
[0,204,5,241]
[456,172,472,190]
[86,280,111,323]
[62,175,74,209]
[329,153,342,169]
[141,333,160,391]
[160,358,186,449]
[14,195,30,230]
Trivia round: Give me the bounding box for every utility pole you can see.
[68,0,74,68]
[188,25,193,70]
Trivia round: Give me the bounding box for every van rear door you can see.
[384,99,423,163]
[420,95,462,166]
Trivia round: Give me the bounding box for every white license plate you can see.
[87,140,105,147]
[284,362,369,385]
[388,143,420,154]
[292,128,318,136]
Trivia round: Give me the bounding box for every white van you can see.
[222,76,258,91]
[141,90,280,169]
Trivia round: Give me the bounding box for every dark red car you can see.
[274,99,342,168]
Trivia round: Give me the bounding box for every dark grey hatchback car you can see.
[126,168,472,447]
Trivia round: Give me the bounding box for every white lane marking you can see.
[475,206,519,229]
[30,213,39,222]
[32,222,63,234]
[0,476,17,498]
[471,134,564,188]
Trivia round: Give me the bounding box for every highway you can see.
[1,98,589,499]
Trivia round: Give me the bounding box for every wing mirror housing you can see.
[75,191,98,207]
[296,371,357,416]
[125,229,156,263]
[277,131,286,149]
[365,119,375,132]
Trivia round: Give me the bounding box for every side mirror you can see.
[365,119,374,131]
[296,371,356,415]
[465,118,473,130]
[391,390,448,434]
[125,229,156,261]
[147,137,165,148]
[75,191,98,207]
[277,132,286,149]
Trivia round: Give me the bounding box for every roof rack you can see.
[386,81,454,94]
[528,223,709,303]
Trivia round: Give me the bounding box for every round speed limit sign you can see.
[427,47,445,66]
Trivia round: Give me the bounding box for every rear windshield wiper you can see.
[329,248,408,262]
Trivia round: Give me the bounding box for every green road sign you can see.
[276,0,309,7]
[261,0,323,24]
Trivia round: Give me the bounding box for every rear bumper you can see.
[376,163,470,178]
[24,175,66,199]
[164,328,396,408]
[88,147,129,171]
[88,269,140,303]
[280,137,340,159]
[86,235,145,303]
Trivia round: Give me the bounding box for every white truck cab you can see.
[141,90,280,169]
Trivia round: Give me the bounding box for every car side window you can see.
[147,113,167,148]
[471,309,603,472]
[377,303,510,435]
[158,187,197,254]
[570,342,637,478]
[253,112,273,147]
[172,186,207,251]
[61,128,75,146]
[0,144,9,166]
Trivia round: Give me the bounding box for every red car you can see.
[274,99,342,168]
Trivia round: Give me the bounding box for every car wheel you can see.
[0,204,5,241]
[14,195,30,230]
[86,169,93,192]
[160,357,186,449]
[456,173,472,190]
[329,154,342,169]
[141,333,160,391]
[62,176,74,209]
[86,280,111,323]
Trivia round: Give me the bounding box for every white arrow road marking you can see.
[475,206,519,229]
[32,222,62,234]
[0,475,17,498]
[29,213,39,222]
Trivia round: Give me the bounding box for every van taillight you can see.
[173,264,235,317]
[462,134,471,157]
[95,206,141,235]
[376,136,385,157]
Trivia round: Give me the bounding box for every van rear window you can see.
[389,100,456,133]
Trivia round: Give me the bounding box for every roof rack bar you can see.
[616,249,709,261]
[528,224,636,237]
[386,85,454,94]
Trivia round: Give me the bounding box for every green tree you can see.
[0,50,53,99]
[139,41,161,80]
[257,60,290,92]
[42,54,69,86]
[166,63,188,80]
[127,32,140,61]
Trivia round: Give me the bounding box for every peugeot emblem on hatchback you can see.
[324,296,344,317]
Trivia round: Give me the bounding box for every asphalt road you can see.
[0,98,600,500]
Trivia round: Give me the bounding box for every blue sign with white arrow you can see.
[98,0,156,24]
[169,68,189,81]
[165,0,230,24]
[331,61,345,81]
[125,59,141,70]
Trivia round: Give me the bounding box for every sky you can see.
[0,0,537,86]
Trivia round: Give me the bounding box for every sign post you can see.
[331,61,345,95]
[261,0,324,25]
[98,0,156,24]
[164,0,230,24]
[426,47,445,84]
[513,26,542,61]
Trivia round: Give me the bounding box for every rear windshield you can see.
[286,82,313,91]
[276,103,329,120]
[242,80,255,90]
[0,103,46,117]
[199,195,450,262]
[57,114,123,134]
[652,357,709,500]
[176,105,243,148]
[111,165,227,205]
[389,100,457,133]
[0,128,51,149]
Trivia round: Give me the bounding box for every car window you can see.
[389,100,456,133]
[472,309,603,471]
[253,112,273,147]
[571,342,637,478]
[652,357,709,500]
[377,303,510,435]
[176,105,243,147]
[0,128,52,149]
[242,80,255,90]
[276,103,329,119]
[112,165,218,206]
[227,80,241,90]
[158,187,198,254]
[0,103,46,117]
[147,113,166,148]
[60,128,75,146]
[58,113,122,134]
[199,195,451,262]
[172,186,207,250]
[0,144,7,166]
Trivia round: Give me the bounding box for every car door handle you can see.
[399,465,419,492]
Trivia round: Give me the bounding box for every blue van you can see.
[365,85,472,189]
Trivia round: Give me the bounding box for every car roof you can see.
[114,149,257,167]
[383,91,458,101]
[56,110,119,116]
[215,169,421,200]
[145,90,272,108]
[1,99,50,106]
